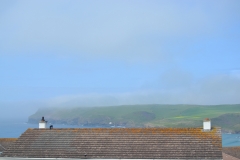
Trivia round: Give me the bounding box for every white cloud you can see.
[46,72,240,106]
[230,69,240,79]
[1,0,239,63]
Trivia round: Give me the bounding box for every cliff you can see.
[28,104,240,132]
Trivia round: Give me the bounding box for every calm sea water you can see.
[0,119,239,147]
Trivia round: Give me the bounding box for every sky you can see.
[0,0,240,119]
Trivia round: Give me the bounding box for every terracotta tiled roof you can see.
[2,127,222,159]
[223,147,240,159]
[0,138,17,152]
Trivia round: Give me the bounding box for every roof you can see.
[2,127,222,159]
[0,138,17,153]
[223,147,240,159]
[223,152,240,160]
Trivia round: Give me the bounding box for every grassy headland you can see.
[28,104,240,133]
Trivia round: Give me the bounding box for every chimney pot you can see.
[39,116,47,129]
[203,118,211,131]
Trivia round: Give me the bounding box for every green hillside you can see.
[28,104,240,133]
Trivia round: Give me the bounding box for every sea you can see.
[0,119,240,147]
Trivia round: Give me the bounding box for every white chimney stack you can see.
[39,117,47,129]
[203,118,211,131]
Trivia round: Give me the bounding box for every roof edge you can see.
[0,158,224,160]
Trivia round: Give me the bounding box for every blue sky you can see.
[0,0,240,118]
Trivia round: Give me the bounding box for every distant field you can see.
[28,104,240,133]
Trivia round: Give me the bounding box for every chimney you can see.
[39,117,47,129]
[203,118,211,131]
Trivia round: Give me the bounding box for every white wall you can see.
[39,122,47,129]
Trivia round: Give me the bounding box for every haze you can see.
[0,0,240,119]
